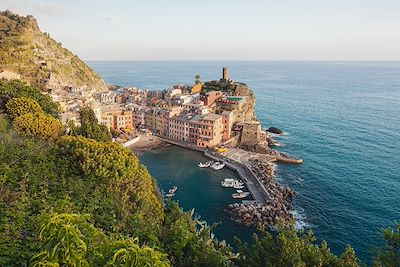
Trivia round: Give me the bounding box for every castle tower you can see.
[222,67,229,81]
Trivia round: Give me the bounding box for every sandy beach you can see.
[128,134,170,155]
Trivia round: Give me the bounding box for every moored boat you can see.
[165,186,177,197]
[221,178,235,187]
[198,161,213,168]
[232,190,250,199]
[211,161,225,170]
[221,178,245,188]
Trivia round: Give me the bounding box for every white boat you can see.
[232,190,250,199]
[221,178,244,188]
[168,186,177,194]
[233,182,245,189]
[221,178,235,187]
[198,161,213,168]
[165,186,177,197]
[211,161,225,170]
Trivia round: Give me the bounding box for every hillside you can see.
[0,10,107,92]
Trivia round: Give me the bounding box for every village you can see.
[52,67,270,151]
[48,67,303,228]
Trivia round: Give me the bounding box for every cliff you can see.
[0,10,107,92]
[202,79,257,121]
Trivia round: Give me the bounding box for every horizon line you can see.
[84,59,400,62]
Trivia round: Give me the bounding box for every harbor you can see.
[136,135,300,228]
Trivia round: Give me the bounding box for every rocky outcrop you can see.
[226,159,296,227]
[0,10,107,92]
[267,127,284,135]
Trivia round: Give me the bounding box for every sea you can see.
[87,61,400,262]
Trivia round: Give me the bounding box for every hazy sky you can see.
[1,0,400,60]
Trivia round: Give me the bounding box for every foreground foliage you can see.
[30,213,170,267]
[5,96,43,120]
[0,80,398,266]
[0,79,59,117]
[374,224,400,267]
[13,112,63,139]
[235,226,358,267]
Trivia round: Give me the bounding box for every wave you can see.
[290,207,312,230]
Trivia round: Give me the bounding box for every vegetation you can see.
[13,112,63,139]
[0,10,107,91]
[0,74,398,267]
[234,226,358,267]
[5,96,43,119]
[0,79,59,117]
[373,224,400,267]
[30,213,170,267]
[77,106,111,142]
[195,74,201,85]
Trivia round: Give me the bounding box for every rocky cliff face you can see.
[231,82,257,121]
[0,10,107,92]
[202,80,257,121]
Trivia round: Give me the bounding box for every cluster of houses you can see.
[51,68,259,148]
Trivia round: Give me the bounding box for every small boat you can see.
[211,161,225,170]
[221,178,245,188]
[198,161,213,168]
[232,190,250,199]
[221,178,235,187]
[168,186,177,194]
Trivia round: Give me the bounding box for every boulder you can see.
[267,127,284,135]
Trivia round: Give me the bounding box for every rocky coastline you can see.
[226,158,296,227]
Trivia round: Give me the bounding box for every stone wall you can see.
[240,121,261,146]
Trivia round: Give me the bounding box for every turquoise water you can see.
[88,61,400,262]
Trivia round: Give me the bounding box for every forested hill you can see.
[0,10,107,92]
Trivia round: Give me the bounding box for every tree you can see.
[56,136,164,238]
[5,96,43,120]
[30,214,94,267]
[234,225,358,267]
[160,202,236,267]
[12,112,63,139]
[0,79,59,117]
[78,107,110,142]
[374,223,400,267]
[195,74,201,85]
[106,238,170,267]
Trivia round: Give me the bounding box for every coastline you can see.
[128,134,170,155]
[144,135,300,228]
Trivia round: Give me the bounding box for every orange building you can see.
[100,106,133,130]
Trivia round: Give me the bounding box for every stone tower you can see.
[222,67,229,81]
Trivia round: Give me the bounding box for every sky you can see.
[1,0,400,61]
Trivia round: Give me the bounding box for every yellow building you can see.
[191,83,203,94]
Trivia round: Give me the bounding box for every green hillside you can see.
[0,10,107,92]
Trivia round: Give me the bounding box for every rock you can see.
[267,127,284,135]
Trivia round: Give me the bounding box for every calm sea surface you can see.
[88,61,400,262]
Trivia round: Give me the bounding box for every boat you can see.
[233,182,245,189]
[210,161,225,170]
[221,178,235,187]
[221,178,244,188]
[165,186,177,197]
[168,186,177,194]
[198,161,213,168]
[232,190,250,199]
